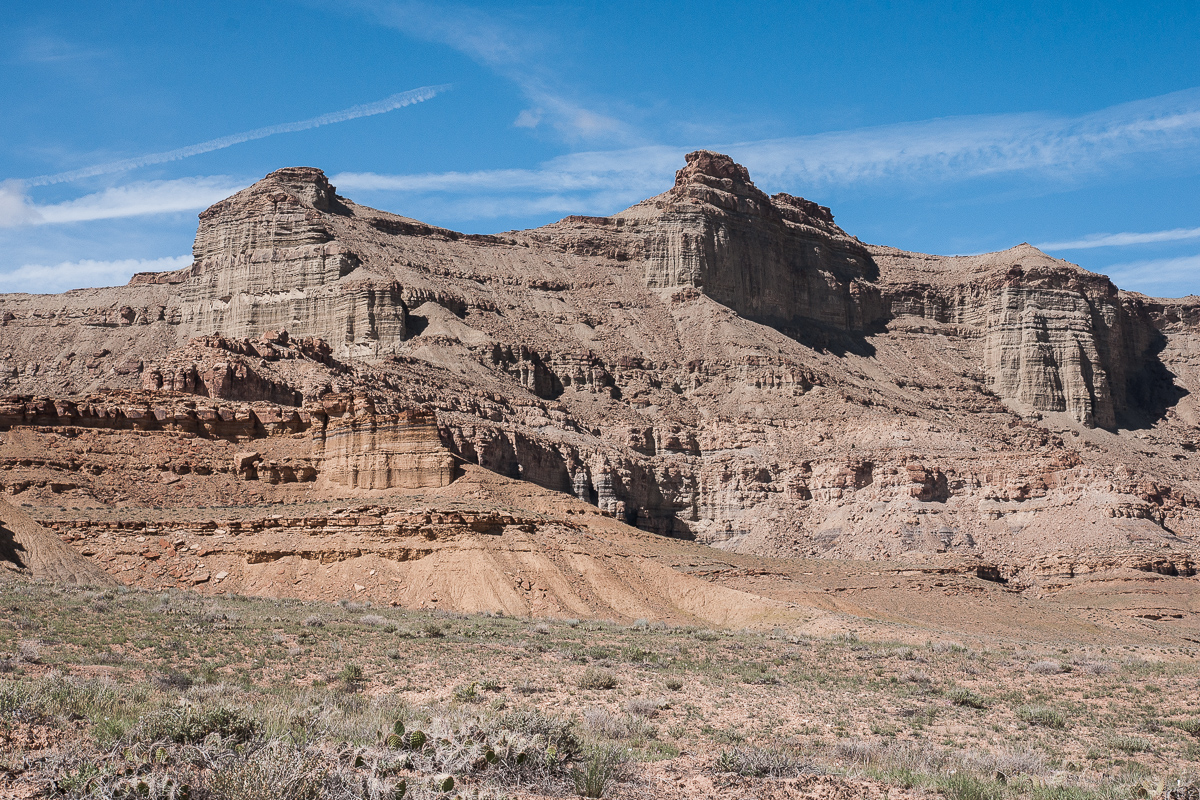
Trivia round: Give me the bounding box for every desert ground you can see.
[2,565,1199,799]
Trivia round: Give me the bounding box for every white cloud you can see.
[336,146,678,194]
[0,180,43,226]
[361,1,638,143]
[24,85,448,186]
[15,34,106,64]
[513,108,543,129]
[332,87,1200,221]
[1104,253,1200,298]
[0,177,249,229]
[1036,226,1200,250]
[730,89,1200,186]
[0,255,191,294]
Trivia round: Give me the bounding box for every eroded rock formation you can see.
[1,151,1199,595]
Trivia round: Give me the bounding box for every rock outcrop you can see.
[622,150,884,332]
[1,151,1198,595]
[175,168,408,357]
[320,403,456,490]
[880,246,1169,428]
[0,388,455,492]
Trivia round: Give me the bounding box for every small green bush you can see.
[943,773,1005,800]
[1017,704,1067,729]
[1175,718,1200,737]
[337,663,363,684]
[453,682,480,703]
[498,709,582,761]
[947,688,987,709]
[713,745,812,777]
[578,668,618,690]
[571,744,625,798]
[205,743,327,800]
[1111,735,1152,753]
[134,705,257,745]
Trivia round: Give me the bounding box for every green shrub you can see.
[453,682,480,703]
[92,715,133,746]
[1175,718,1200,737]
[947,688,987,709]
[570,744,625,798]
[713,745,812,777]
[1111,735,1152,753]
[498,709,582,761]
[578,668,618,690]
[0,681,32,716]
[134,705,257,744]
[204,743,327,800]
[943,773,1005,800]
[1017,704,1067,729]
[1031,786,1105,800]
[337,663,364,683]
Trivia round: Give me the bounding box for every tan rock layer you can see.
[1,151,1199,585]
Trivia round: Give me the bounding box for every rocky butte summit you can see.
[1,151,1198,618]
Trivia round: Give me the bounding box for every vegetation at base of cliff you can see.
[1,578,1198,798]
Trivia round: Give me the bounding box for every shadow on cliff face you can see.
[776,319,880,358]
[440,425,698,540]
[0,522,27,570]
[1119,328,1189,430]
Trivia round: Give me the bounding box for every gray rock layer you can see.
[2,151,1198,579]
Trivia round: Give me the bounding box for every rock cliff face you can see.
[0,383,454,492]
[175,168,408,357]
[879,247,1169,429]
[1,151,1199,592]
[624,151,884,333]
[320,404,457,490]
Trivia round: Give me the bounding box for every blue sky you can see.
[3,1,1200,296]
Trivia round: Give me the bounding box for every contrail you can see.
[1037,226,1200,250]
[25,84,450,187]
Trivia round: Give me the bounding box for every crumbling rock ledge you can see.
[1,151,1198,592]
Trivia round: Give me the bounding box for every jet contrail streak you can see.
[25,84,450,187]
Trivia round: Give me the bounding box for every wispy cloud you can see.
[732,89,1200,186]
[0,255,191,294]
[0,180,43,226]
[333,87,1200,221]
[358,2,636,143]
[1104,253,1200,297]
[11,86,1200,233]
[0,177,249,228]
[14,34,106,64]
[1036,226,1200,250]
[23,85,448,186]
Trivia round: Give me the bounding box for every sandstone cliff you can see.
[1,152,1198,595]
[618,150,884,333]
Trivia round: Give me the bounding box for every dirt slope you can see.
[0,498,114,585]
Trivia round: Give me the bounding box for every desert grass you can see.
[0,579,1198,798]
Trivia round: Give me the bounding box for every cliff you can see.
[618,150,884,332]
[175,167,408,357]
[1,152,1198,593]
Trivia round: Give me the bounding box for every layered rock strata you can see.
[620,150,884,332]
[0,388,455,492]
[175,168,407,357]
[1,152,1199,589]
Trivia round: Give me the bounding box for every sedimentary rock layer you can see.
[1,151,1199,587]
